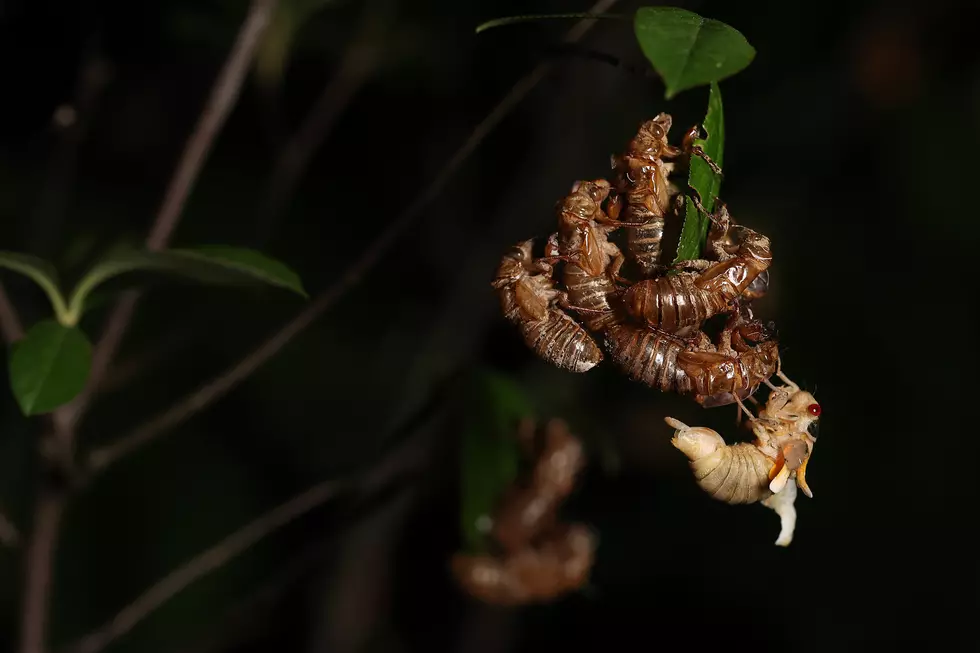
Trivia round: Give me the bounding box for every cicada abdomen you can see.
[667,418,774,504]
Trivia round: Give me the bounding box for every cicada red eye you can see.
[807,403,821,417]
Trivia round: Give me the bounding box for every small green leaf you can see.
[8,320,92,415]
[633,7,754,99]
[674,82,725,263]
[460,370,533,553]
[0,251,70,322]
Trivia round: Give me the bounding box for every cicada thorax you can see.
[493,239,603,373]
[554,180,629,334]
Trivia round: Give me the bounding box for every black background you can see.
[0,0,977,651]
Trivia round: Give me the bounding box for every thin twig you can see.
[0,281,25,343]
[18,490,65,653]
[85,0,617,475]
[255,0,393,244]
[148,0,279,251]
[64,418,435,653]
[54,0,280,436]
[61,479,346,653]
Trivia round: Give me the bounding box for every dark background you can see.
[1,0,978,651]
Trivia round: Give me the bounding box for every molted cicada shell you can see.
[452,419,596,605]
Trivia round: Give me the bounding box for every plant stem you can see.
[61,479,346,653]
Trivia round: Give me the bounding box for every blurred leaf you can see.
[8,320,92,415]
[0,251,70,321]
[475,12,624,34]
[460,369,533,553]
[633,7,754,99]
[674,82,725,263]
[255,0,339,87]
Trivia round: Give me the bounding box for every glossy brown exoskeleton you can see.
[609,115,722,276]
[492,239,603,373]
[620,201,773,332]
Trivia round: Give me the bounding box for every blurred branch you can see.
[84,0,616,476]
[96,321,199,397]
[0,282,25,343]
[18,4,280,653]
[62,478,348,653]
[0,503,20,547]
[18,490,65,653]
[254,0,394,244]
[28,43,112,259]
[63,408,437,653]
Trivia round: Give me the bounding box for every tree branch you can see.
[84,0,616,475]
[18,490,65,653]
[254,0,393,244]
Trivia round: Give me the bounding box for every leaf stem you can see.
[62,261,141,328]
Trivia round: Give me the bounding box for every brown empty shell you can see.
[451,524,596,606]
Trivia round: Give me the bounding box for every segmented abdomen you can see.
[624,273,728,332]
[625,220,665,277]
[522,311,603,373]
[603,324,692,392]
[690,443,774,504]
[620,162,672,275]
[563,263,619,332]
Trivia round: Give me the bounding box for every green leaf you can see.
[8,320,92,415]
[0,251,70,322]
[460,370,534,553]
[633,7,754,99]
[674,82,725,263]
[65,245,307,324]
[168,247,306,297]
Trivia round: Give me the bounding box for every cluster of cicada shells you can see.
[492,114,821,545]
[452,418,596,605]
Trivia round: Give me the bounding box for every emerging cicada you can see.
[665,370,820,546]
